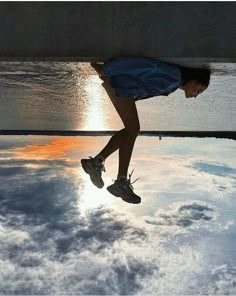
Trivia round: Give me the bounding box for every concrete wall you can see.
[0,2,235,60]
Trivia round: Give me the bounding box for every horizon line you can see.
[0,130,235,140]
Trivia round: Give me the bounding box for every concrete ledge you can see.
[1,57,236,63]
[0,2,235,59]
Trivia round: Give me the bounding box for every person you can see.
[81,56,211,204]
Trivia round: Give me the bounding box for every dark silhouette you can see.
[81,57,211,204]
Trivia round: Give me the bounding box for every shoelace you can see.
[89,156,106,173]
[127,168,140,190]
[112,168,140,191]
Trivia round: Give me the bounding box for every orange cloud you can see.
[12,137,105,160]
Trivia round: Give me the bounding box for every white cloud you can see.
[0,136,236,294]
[206,264,236,295]
[144,200,234,234]
[144,200,216,227]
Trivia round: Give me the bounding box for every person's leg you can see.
[89,63,141,202]
[91,62,125,162]
[96,128,127,160]
[95,76,140,179]
[102,76,141,203]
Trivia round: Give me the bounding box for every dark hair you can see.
[180,66,211,87]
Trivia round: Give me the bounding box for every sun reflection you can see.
[78,171,114,214]
[82,75,106,130]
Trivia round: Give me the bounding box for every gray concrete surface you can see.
[0,2,235,60]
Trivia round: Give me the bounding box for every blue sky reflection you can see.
[0,135,235,295]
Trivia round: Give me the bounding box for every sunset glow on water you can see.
[0,62,235,131]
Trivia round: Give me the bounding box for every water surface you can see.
[0,62,235,131]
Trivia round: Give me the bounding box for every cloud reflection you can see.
[0,136,236,294]
[144,201,216,228]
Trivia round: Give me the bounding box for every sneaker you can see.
[81,156,106,188]
[107,169,141,204]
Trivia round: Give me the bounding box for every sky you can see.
[0,135,236,295]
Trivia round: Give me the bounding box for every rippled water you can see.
[0,61,235,131]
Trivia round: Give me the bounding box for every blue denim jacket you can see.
[102,56,182,100]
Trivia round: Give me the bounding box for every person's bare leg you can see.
[95,76,140,179]
[91,63,124,162]
[97,128,128,160]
